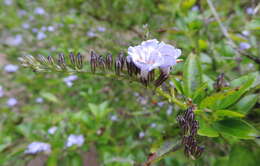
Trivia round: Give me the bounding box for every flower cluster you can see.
[91,39,182,86]
[177,106,204,159]
[24,142,51,154]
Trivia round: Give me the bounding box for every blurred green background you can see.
[0,0,259,165]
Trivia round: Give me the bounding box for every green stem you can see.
[156,88,187,110]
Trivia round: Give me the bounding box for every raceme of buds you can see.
[177,106,204,159]
[20,39,182,87]
[19,52,84,72]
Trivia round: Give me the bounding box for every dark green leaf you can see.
[232,94,258,115]
[213,118,258,139]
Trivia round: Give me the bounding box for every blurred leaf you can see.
[198,118,219,137]
[230,72,258,88]
[171,78,183,94]
[232,94,258,115]
[88,101,110,119]
[183,53,202,98]
[213,118,258,139]
[40,92,58,103]
[192,82,208,103]
[181,0,196,10]
[214,110,245,118]
[145,139,181,165]
[246,19,260,30]
[200,76,254,109]
[228,145,256,166]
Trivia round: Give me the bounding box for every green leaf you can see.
[192,82,208,103]
[232,94,258,115]
[200,76,254,109]
[214,110,245,118]
[183,53,202,97]
[228,145,256,166]
[213,118,258,139]
[246,19,260,30]
[230,72,257,88]
[88,101,110,119]
[198,118,219,137]
[171,78,183,94]
[40,92,58,103]
[145,139,181,165]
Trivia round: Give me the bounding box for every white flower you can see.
[7,98,18,107]
[35,97,44,103]
[87,30,97,37]
[127,39,181,80]
[32,28,38,33]
[22,23,30,29]
[139,131,145,139]
[242,30,250,36]
[97,26,106,32]
[150,123,157,128]
[48,26,55,32]
[0,86,4,97]
[191,5,199,11]
[48,126,58,134]
[239,42,251,50]
[37,31,46,40]
[110,115,118,121]
[6,35,23,46]
[4,64,19,73]
[18,10,27,17]
[34,7,45,15]
[4,0,12,6]
[66,134,84,147]
[166,106,173,115]
[246,7,254,15]
[157,102,164,107]
[41,26,47,32]
[25,142,51,154]
[63,75,78,87]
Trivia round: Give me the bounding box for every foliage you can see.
[0,0,259,166]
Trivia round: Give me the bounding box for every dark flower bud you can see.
[76,53,83,69]
[194,146,204,158]
[90,51,98,73]
[182,136,189,145]
[98,56,106,71]
[115,57,122,75]
[58,53,66,69]
[105,54,113,70]
[47,56,55,65]
[154,72,169,87]
[37,55,48,65]
[118,53,125,71]
[184,145,190,157]
[182,123,189,135]
[69,52,76,66]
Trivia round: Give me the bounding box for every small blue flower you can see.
[239,42,251,50]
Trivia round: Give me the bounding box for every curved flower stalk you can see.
[19,39,182,87]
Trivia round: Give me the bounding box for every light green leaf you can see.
[171,78,183,94]
[213,118,258,139]
[88,101,110,119]
[40,92,58,103]
[198,118,219,137]
[232,94,258,115]
[246,19,260,30]
[214,110,245,118]
[183,53,202,97]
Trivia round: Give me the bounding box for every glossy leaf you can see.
[183,53,202,97]
[232,94,258,115]
[198,118,219,137]
[200,77,254,110]
[213,118,258,139]
[214,110,245,118]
